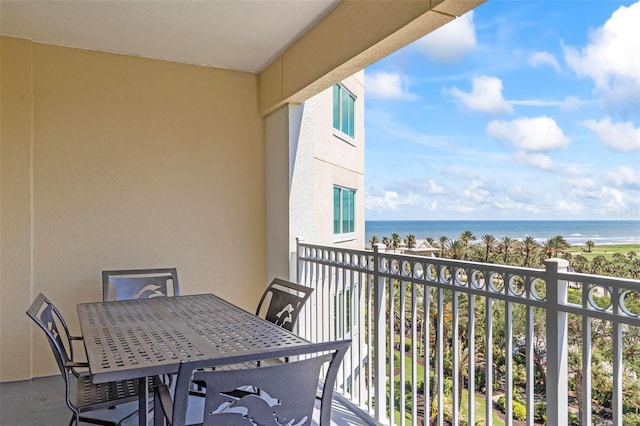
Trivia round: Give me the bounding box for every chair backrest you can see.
[170,339,351,426]
[255,278,313,332]
[26,293,74,380]
[102,268,179,301]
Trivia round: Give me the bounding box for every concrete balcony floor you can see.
[0,375,373,425]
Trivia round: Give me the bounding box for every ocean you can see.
[365,220,640,246]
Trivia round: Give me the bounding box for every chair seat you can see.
[26,292,157,426]
[75,376,145,412]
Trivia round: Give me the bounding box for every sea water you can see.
[365,220,640,246]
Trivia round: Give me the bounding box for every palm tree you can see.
[405,234,416,249]
[460,230,476,245]
[426,237,436,247]
[522,236,539,267]
[500,236,514,264]
[480,234,496,263]
[543,235,570,258]
[447,239,465,260]
[586,240,595,253]
[438,236,449,258]
[382,236,391,250]
[391,233,402,252]
[571,254,590,273]
[591,255,608,274]
[459,230,476,260]
[369,235,379,249]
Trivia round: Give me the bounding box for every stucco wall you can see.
[0,37,266,381]
[312,72,365,249]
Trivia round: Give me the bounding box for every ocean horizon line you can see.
[366,219,640,222]
[365,219,640,246]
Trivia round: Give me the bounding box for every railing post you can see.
[372,243,388,424]
[545,258,569,426]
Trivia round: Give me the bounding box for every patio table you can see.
[77,293,315,426]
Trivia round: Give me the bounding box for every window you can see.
[332,84,355,139]
[334,288,351,339]
[333,186,355,235]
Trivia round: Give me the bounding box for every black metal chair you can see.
[255,277,314,332]
[189,278,314,398]
[26,293,147,426]
[102,268,179,301]
[154,339,351,426]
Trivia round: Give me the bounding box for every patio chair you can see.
[102,267,179,301]
[26,292,148,426]
[255,277,314,332]
[154,339,351,426]
[189,278,313,398]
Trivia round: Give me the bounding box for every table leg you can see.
[139,377,149,426]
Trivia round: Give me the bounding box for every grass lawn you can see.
[567,243,640,261]
[392,350,505,425]
[460,388,505,426]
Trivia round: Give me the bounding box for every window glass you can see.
[332,84,355,139]
[334,186,355,235]
[333,85,340,130]
[346,93,355,138]
[333,187,340,234]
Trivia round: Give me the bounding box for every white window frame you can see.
[332,84,356,144]
[333,185,356,242]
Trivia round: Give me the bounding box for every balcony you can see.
[296,240,640,425]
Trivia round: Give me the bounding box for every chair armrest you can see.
[68,335,86,364]
[153,376,174,426]
[64,361,90,378]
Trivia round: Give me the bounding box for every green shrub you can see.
[624,413,640,426]
[568,412,579,426]
[443,378,453,396]
[534,402,546,423]
[512,401,526,421]
[496,396,526,421]
[404,341,411,352]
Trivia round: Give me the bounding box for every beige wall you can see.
[1,37,266,381]
[1,0,486,382]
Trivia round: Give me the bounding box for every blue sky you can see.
[364,1,640,221]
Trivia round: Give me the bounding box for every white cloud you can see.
[415,11,477,64]
[513,151,554,170]
[529,51,561,73]
[365,190,419,212]
[462,179,490,202]
[565,176,597,190]
[581,117,640,152]
[486,116,571,151]
[563,2,640,108]
[605,165,640,188]
[509,99,562,107]
[446,76,513,114]
[556,199,585,214]
[600,187,628,211]
[427,179,445,194]
[365,72,416,100]
[560,96,587,111]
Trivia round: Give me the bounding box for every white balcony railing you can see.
[296,240,640,426]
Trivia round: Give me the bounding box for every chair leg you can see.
[153,390,163,426]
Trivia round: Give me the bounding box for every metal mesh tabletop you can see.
[78,294,311,384]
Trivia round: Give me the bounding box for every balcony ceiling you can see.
[0,0,340,73]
